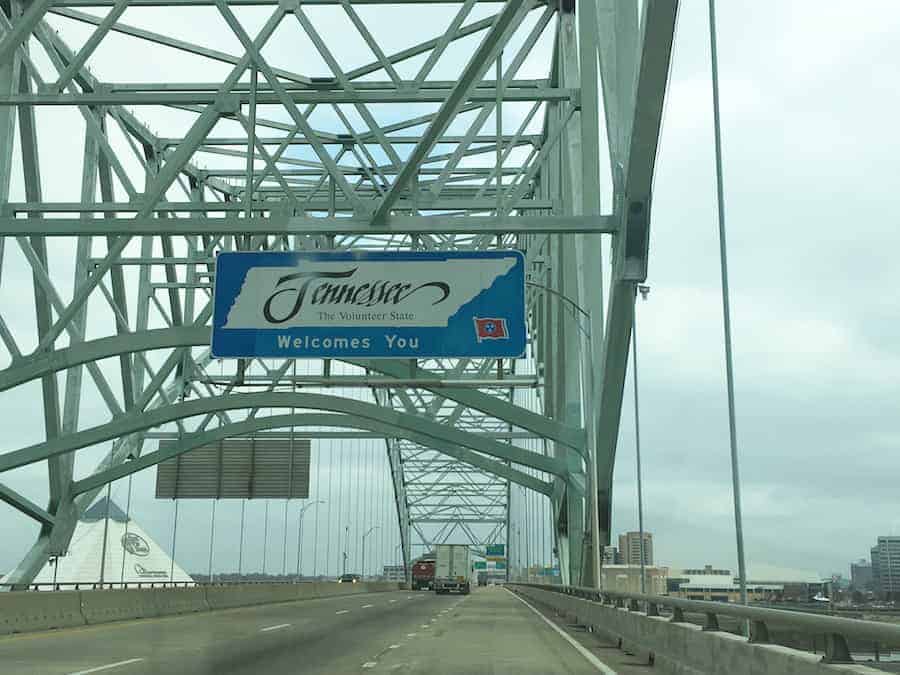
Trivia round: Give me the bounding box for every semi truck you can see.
[411,556,435,590]
[433,544,471,595]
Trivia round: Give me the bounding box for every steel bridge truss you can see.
[0,0,677,587]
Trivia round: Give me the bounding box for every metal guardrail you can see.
[515,582,900,663]
[0,580,334,592]
[0,581,198,591]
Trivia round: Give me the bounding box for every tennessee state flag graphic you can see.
[474,317,509,342]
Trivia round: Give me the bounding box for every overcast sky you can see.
[1,1,899,581]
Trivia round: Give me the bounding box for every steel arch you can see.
[0,0,678,589]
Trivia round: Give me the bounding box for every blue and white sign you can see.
[211,250,526,359]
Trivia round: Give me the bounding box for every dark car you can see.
[338,573,361,584]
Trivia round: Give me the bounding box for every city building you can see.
[29,497,193,588]
[850,558,873,592]
[668,565,781,603]
[668,564,830,603]
[870,537,900,598]
[746,564,826,601]
[602,546,621,565]
[600,565,668,595]
[618,531,653,566]
[670,574,781,603]
[683,564,731,576]
[872,545,881,592]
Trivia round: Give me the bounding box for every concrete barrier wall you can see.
[80,588,159,624]
[154,587,209,616]
[204,583,289,610]
[0,590,85,635]
[0,582,402,636]
[510,585,885,675]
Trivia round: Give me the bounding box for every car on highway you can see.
[338,573,361,584]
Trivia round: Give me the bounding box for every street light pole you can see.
[633,284,650,594]
[296,500,325,581]
[361,526,380,580]
[342,525,350,575]
[708,0,748,608]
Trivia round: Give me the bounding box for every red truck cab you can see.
[411,559,435,590]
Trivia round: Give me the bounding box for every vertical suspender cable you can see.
[325,439,333,578]
[496,50,503,215]
[708,0,748,606]
[282,499,289,578]
[99,483,112,585]
[238,499,246,575]
[364,443,371,576]
[314,396,322,578]
[370,444,376,576]
[262,499,269,575]
[120,474,133,583]
[386,446,390,577]
[355,442,362,572]
[632,290,646,594]
[208,499,217,582]
[523,483,530,579]
[170,498,179,583]
[337,437,345,574]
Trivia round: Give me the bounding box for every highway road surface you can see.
[0,586,648,673]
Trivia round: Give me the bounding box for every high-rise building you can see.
[602,546,620,565]
[850,559,873,591]
[872,546,881,591]
[619,531,653,566]
[870,537,900,597]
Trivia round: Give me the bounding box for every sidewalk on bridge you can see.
[363,584,652,674]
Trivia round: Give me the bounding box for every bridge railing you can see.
[512,582,900,666]
[0,578,375,592]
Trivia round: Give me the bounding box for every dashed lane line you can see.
[362,604,374,608]
[362,662,377,669]
[68,658,144,675]
[336,610,351,615]
[260,623,291,632]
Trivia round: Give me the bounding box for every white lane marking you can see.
[389,644,400,649]
[362,662,377,669]
[336,610,350,615]
[406,633,417,638]
[406,596,413,599]
[389,599,398,603]
[505,588,617,675]
[68,659,144,675]
[260,623,291,632]
[362,604,374,608]
[430,618,437,622]
[420,624,430,629]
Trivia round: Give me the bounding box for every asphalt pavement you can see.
[0,586,643,674]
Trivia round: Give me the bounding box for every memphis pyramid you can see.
[31,497,194,586]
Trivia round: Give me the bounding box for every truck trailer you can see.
[433,544,471,595]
